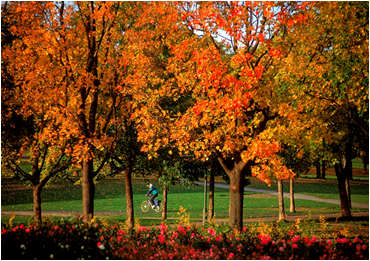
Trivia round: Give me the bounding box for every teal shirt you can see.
[147,187,158,196]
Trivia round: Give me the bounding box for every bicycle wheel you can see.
[154,202,162,213]
[141,200,150,212]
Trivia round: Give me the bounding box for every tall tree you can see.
[277,1,369,217]
[1,1,75,223]
[3,1,140,220]
[125,1,305,230]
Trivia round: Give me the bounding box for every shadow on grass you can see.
[325,216,370,223]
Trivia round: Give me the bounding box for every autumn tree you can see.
[124,1,308,230]
[3,1,142,220]
[277,1,369,217]
[1,2,77,223]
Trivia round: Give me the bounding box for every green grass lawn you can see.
[2,158,368,227]
[2,174,367,220]
[245,177,369,204]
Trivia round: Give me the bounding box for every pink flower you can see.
[134,250,138,254]
[243,227,248,232]
[261,255,271,260]
[228,252,234,259]
[207,228,216,236]
[191,233,195,239]
[335,238,348,244]
[327,240,332,246]
[138,226,147,231]
[279,247,284,252]
[291,236,300,243]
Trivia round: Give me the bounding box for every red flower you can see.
[291,236,300,243]
[229,252,234,259]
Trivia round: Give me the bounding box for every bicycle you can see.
[141,196,162,213]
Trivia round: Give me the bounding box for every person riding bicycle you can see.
[146,183,159,209]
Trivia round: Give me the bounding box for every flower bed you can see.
[1,217,368,260]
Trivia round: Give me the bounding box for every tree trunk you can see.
[278,178,285,221]
[316,160,321,179]
[208,169,215,221]
[334,162,351,217]
[289,178,295,213]
[345,175,351,208]
[82,159,95,220]
[344,143,352,208]
[363,156,368,174]
[321,160,326,179]
[228,168,244,231]
[80,1,99,222]
[203,173,207,225]
[162,186,168,221]
[364,162,367,173]
[124,167,134,229]
[33,184,42,224]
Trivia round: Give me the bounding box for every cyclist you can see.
[146,183,159,209]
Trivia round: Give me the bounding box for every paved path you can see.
[195,182,369,209]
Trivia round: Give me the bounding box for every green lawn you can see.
[2,175,367,220]
[2,158,368,226]
[245,177,369,204]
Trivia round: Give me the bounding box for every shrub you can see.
[1,216,369,260]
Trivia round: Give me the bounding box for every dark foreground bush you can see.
[1,217,369,260]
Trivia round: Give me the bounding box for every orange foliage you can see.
[125,2,308,184]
